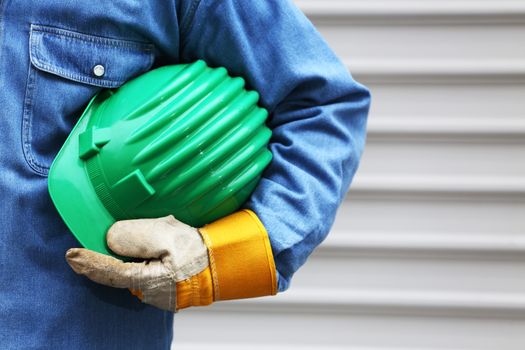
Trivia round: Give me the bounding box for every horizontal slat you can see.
[295,255,525,296]
[317,25,525,68]
[174,345,441,350]
[317,231,525,259]
[350,175,525,196]
[337,196,524,237]
[367,116,525,139]
[349,61,525,84]
[202,289,525,318]
[173,345,439,350]
[368,83,525,121]
[296,0,525,24]
[355,141,525,181]
[350,60,525,75]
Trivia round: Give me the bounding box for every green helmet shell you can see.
[48,60,272,255]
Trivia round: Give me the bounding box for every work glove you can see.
[65,210,277,312]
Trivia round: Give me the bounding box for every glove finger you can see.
[65,248,146,289]
[106,215,193,259]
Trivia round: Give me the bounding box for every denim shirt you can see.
[0,0,369,348]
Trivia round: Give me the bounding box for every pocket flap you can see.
[30,24,154,88]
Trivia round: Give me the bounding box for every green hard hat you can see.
[48,60,272,256]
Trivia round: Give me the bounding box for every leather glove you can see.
[65,210,277,312]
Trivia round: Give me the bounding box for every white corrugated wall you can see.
[173,1,525,349]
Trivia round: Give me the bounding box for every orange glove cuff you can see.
[198,209,277,301]
[176,266,214,310]
[159,209,276,311]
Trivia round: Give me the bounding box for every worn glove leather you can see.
[66,215,209,312]
[66,209,278,312]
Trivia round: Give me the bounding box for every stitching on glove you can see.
[191,274,199,307]
[198,228,219,300]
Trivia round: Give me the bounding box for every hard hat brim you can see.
[48,93,115,256]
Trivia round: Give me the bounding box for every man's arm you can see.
[180,0,370,291]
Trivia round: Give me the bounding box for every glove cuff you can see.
[199,209,277,301]
[176,266,214,310]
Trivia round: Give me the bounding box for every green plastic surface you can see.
[48,60,272,255]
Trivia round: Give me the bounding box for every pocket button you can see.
[93,64,105,77]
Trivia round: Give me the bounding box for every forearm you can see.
[181,0,370,292]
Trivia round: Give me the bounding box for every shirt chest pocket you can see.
[23,24,155,176]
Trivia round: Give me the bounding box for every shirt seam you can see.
[179,0,204,49]
[30,24,154,51]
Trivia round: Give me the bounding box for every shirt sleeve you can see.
[180,0,371,292]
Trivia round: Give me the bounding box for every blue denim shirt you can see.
[0,0,369,348]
